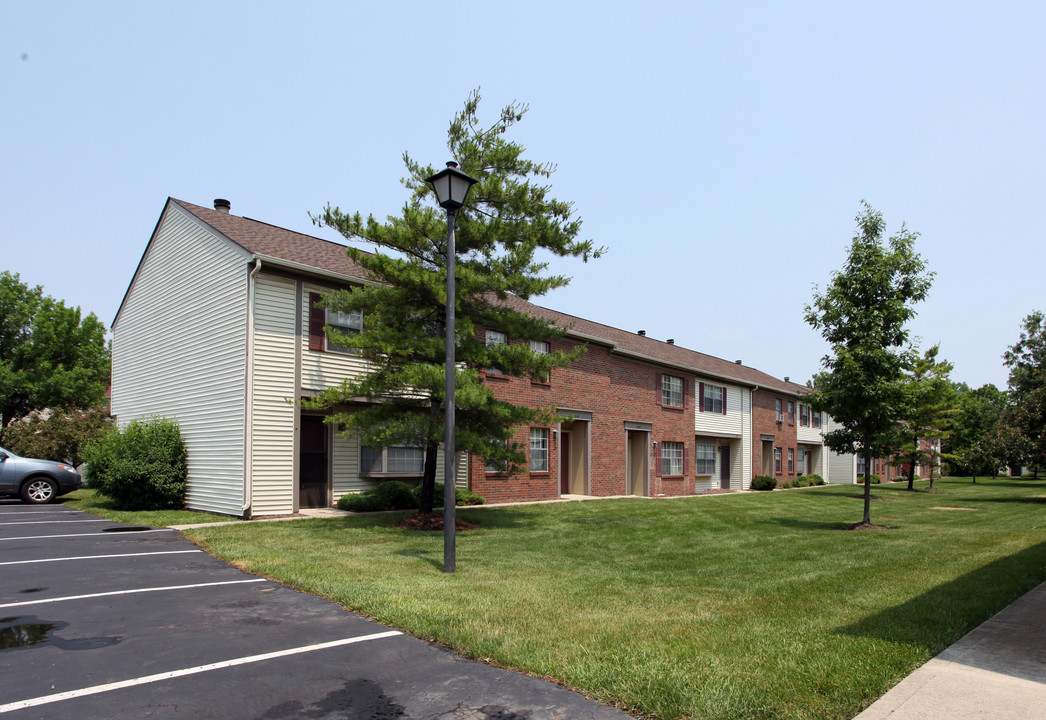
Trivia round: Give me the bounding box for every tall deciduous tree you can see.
[307,90,601,514]
[1003,310,1046,476]
[0,271,110,443]
[804,202,933,525]
[893,345,957,490]
[946,382,1007,479]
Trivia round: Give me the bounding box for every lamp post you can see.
[425,161,478,573]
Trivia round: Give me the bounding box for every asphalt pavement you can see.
[0,500,630,719]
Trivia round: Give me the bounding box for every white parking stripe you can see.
[0,519,111,525]
[0,550,201,567]
[0,630,403,713]
[0,529,173,541]
[0,578,267,609]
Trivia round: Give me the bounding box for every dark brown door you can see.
[560,433,570,494]
[720,446,731,489]
[299,416,328,508]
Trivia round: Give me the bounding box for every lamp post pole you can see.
[425,161,477,574]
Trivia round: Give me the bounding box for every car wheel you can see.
[21,477,58,504]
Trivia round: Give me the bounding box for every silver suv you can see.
[0,447,83,504]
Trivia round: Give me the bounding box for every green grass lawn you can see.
[61,488,239,527]
[182,478,1046,720]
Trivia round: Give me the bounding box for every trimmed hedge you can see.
[337,481,486,513]
[82,417,187,510]
[415,482,485,508]
[750,475,777,491]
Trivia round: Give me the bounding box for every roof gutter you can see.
[251,254,379,288]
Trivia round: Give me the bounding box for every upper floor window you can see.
[485,330,507,375]
[775,399,783,422]
[661,374,684,408]
[530,340,550,382]
[529,427,549,472]
[694,442,716,475]
[800,404,810,426]
[700,383,726,414]
[326,308,363,353]
[812,410,821,429]
[787,401,795,424]
[360,445,423,476]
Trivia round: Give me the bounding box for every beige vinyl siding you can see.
[111,204,249,516]
[797,413,822,443]
[300,282,370,393]
[332,426,377,497]
[694,383,745,435]
[828,450,856,484]
[740,388,753,489]
[249,273,298,515]
[693,383,752,490]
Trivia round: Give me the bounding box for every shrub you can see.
[337,481,416,512]
[869,474,882,484]
[82,417,187,510]
[782,481,792,489]
[804,474,825,486]
[413,482,485,508]
[913,474,921,482]
[750,475,777,491]
[4,405,113,466]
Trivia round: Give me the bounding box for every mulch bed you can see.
[394,513,479,531]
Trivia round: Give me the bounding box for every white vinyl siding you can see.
[249,273,298,515]
[695,383,745,436]
[301,282,370,393]
[111,203,249,516]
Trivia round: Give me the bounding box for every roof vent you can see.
[735,360,742,365]
[638,330,646,336]
[784,376,790,383]
[667,339,675,345]
[214,198,231,214]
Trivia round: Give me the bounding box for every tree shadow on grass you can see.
[392,548,442,571]
[836,540,1046,681]
[761,517,900,531]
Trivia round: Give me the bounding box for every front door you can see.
[299,415,328,508]
[627,431,647,496]
[560,432,570,494]
[720,445,731,489]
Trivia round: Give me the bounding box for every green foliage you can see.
[413,482,485,508]
[3,405,113,465]
[308,90,602,514]
[0,271,110,442]
[82,417,187,510]
[869,474,882,484]
[805,202,933,522]
[1003,310,1046,471]
[804,474,825,486]
[751,475,777,491]
[947,383,1008,476]
[895,345,958,489]
[336,481,417,512]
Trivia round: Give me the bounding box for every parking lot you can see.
[0,501,628,719]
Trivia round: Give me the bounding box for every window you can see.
[661,374,684,408]
[485,438,507,474]
[856,454,866,477]
[530,340,550,382]
[326,308,363,352]
[775,399,783,422]
[800,404,810,426]
[529,428,549,472]
[661,441,684,476]
[774,447,782,473]
[694,442,716,475]
[360,445,424,476]
[787,401,795,424]
[701,383,726,414]
[797,448,806,475]
[788,448,794,473]
[485,330,507,375]
[812,411,821,429]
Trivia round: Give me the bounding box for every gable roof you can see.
[123,197,807,396]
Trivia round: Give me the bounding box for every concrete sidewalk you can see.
[854,581,1046,719]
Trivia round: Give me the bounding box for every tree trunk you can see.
[862,443,872,525]
[416,399,441,515]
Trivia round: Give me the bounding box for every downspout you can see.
[242,257,262,518]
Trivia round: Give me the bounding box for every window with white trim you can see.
[787,448,794,473]
[800,404,810,426]
[360,445,424,476]
[662,375,684,408]
[485,438,507,474]
[797,448,807,475]
[775,399,783,422]
[485,330,507,374]
[661,441,684,476]
[694,442,716,475]
[702,384,725,413]
[812,411,821,429]
[774,447,782,473]
[787,401,795,424]
[326,308,363,353]
[530,340,550,382]
[529,427,549,472]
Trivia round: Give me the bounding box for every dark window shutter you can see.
[655,373,663,406]
[308,292,325,351]
[683,378,689,409]
[699,382,705,412]
[723,387,728,415]
[655,445,663,475]
[683,445,689,476]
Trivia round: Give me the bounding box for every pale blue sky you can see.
[3,1,1043,390]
